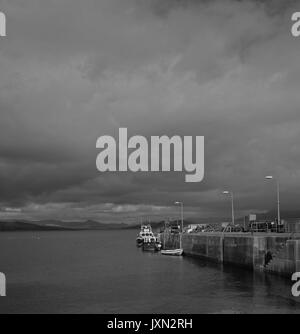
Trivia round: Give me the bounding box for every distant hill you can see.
[33,220,129,230]
[0,218,197,232]
[0,221,69,231]
[2,210,298,232]
[0,220,135,232]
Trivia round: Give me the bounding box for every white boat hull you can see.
[161,249,183,256]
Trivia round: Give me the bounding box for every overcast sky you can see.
[0,0,300,222]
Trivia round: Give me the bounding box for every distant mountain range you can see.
[0,219,192,232]
[1,210,299,232]
[0,219,135,232]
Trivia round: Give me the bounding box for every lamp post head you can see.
[223,191,230,195]
[265,176,274,180]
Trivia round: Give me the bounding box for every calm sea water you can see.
[0,229,299,314]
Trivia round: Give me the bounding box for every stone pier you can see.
[160,232,300,277]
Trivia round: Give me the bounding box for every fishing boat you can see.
[142,240,159,252]
[136,224,153,247]
[136,224,161,250]
[141,230,161,251]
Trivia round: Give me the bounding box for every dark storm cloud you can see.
[141,0,298,17]
[0,0,300,221]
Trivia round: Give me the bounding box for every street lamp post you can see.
[174,201,184,233]
[223,191,235,226]
[265,176,281,230]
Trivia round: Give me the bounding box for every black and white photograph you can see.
[0,0,300,317]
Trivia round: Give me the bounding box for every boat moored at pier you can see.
[160,249,183,256]
[142,240,160,252]
[136,224,162,251]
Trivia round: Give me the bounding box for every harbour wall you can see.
[160,232,300,277]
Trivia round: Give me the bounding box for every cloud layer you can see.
[0,0,300,221]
